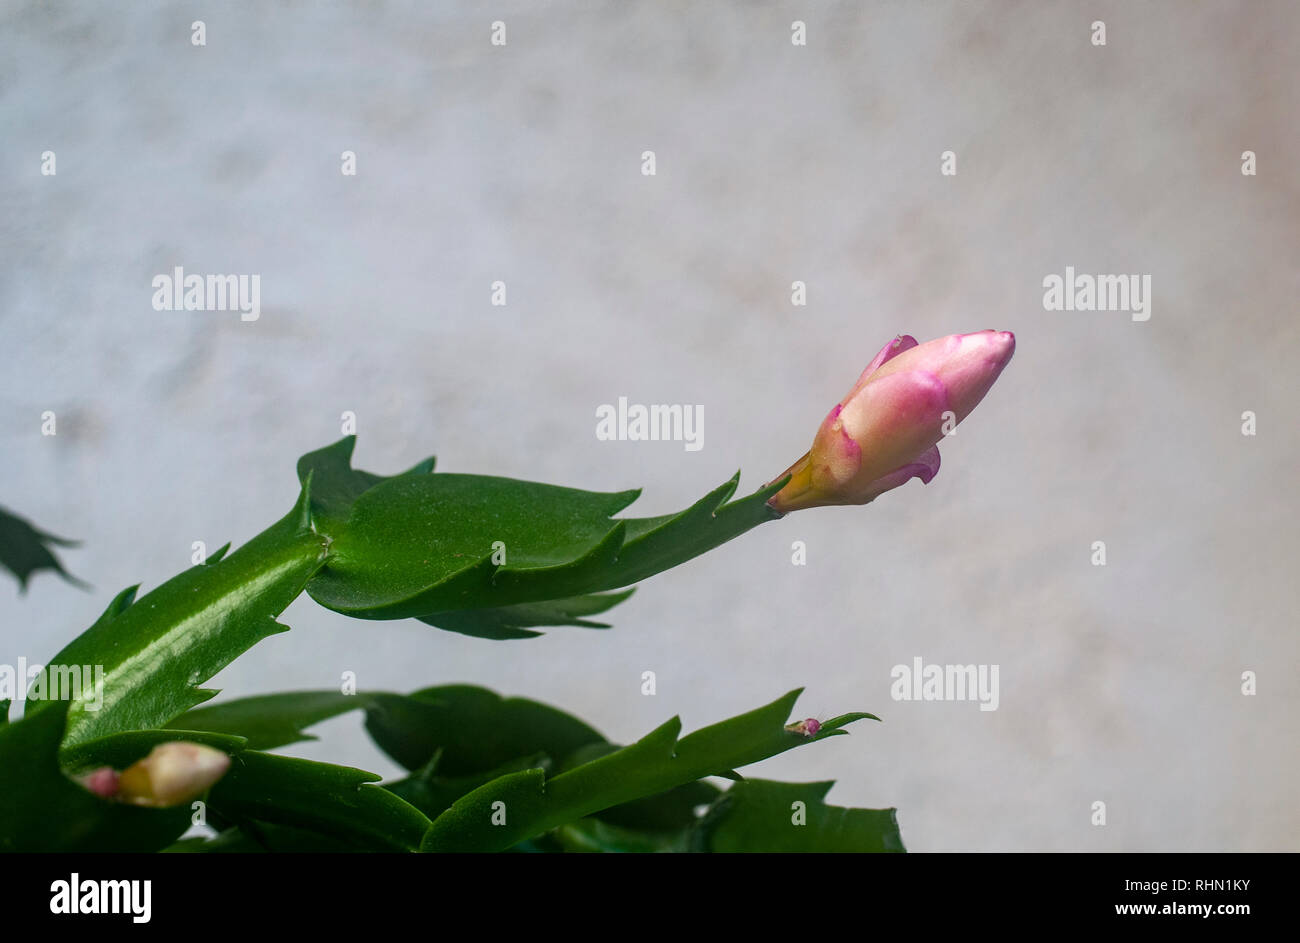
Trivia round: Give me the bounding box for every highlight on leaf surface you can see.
[23,481,329,747]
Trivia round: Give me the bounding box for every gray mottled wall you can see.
[2,1,1296,850]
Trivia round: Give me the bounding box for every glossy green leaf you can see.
[701,778,905,853]
[25,484,329,746]
[205,751,431,853]
[168,684,605,777]
[421,689,874,852]
[364,685,606,774]
[296,435,435,534]
[0,505,87,592]
[297,437,786,630]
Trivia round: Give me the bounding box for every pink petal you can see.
[846,335,919,400]
[859,444,942,503]
[812,404,862,486]
[865,334,919,376]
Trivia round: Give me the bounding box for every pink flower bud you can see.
[115,741,231,808]
[81,766,120,798]
[769,331,1015,513]
[784,718,822,737]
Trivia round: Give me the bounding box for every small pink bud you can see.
[115,741,231,808]
[769,331,1015,513]
[785,718,822,737]
[81,766,120,798]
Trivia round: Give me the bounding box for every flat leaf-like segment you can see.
[166,687,891,852]
[46,725,430,854]
[297,437,786,623]
[545,816,696,853]
[421,689,874,852]
[205,751,431,853]
[703,779,905,852]
[164,691,361,751]
[417,589,634,640]
[386,753,552,822]
[0,703,194,852]
[363,685,606,774]
[25,484,329,746]
[296,436,435,534]
[306,472,638,618]
[168,684,607,775]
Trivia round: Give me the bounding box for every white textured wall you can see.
[2,1,1297,851]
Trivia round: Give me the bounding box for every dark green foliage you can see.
[298,437,785,631]
[0,705,204,853]
[24,484,328,747]
[0,438,903,853]
[0,506,86,592]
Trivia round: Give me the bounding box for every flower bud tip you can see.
[115,741,231,808]
[769,330,1014,512]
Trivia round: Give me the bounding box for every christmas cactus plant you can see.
[0,331,1014,853]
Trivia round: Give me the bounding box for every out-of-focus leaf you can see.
[168,685,603,777]
[701,778,905,853]
[163,822,365,853]
[0,703,194,852]
[593,779,722,833]
[421,689,873,852]
[166,691,361,751]
[205,751,431,853]
[550,817,690,853]
[0,505,87,592]
[40,720,430,854]
[364,685,606,775]
[142,684,899,854]
[171,685,714,829]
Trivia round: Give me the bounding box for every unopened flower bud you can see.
[115,741,231,808]
[769,331,1015,513]
[80,766,120,798]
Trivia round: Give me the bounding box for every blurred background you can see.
[2,0,1297,851]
